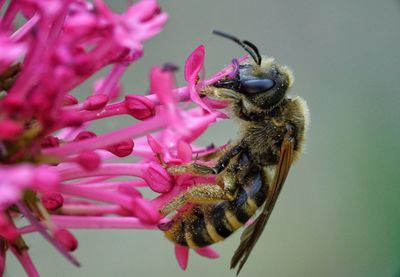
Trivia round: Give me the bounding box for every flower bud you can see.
[63,94,79,106]
[125,95,155,120]
[106,139,134,157]
[41,193,64,211]
[41,136,60,148]
[77,151,101,171]
[53,229,78,251]
[74,131,97,141]
[83,94,109,111]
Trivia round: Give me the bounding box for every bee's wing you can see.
[230,134,295,275]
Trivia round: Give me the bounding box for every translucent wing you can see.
[230,133,295,275]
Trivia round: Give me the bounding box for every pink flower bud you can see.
[83,94,109,111]
[41,193,64,211]
[124,95,155,120]
[105,139,134,157]
[77,151,101,171]
[146,162,173,193]
[0,119,23,140]
[53,229,78,251]
[63,95,79,106]
[41,136,60,148]
[74,131,97,141]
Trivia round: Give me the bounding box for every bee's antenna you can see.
[242,40,262,65]
[212,30,262,65]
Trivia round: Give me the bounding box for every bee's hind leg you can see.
[159,184,233,216]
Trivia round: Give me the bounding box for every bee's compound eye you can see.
[241,79,275,94]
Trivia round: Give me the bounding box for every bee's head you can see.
[212,31,294,118]
[236,57,293,113]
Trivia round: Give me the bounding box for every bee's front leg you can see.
[200,86,241,102]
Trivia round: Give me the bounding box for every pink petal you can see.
[147,134,163,155]
[150,66,176,104]
[184,45,212,112]
[174,244,189,270]
[177,140,192,163]
[194,247,219,259]
[145,162,173,193]
[184,45,205,83]
[150,66,188,136]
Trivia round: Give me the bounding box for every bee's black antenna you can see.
[242,40,261,65]
[212,30,262,65]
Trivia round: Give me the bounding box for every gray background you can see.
[6,0,400,276]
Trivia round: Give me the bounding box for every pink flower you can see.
[0,0,244,275]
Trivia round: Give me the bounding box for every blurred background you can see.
[6,0,400,276]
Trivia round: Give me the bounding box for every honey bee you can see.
[159,30,309,274]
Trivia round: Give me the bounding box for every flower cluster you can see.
[0,0,243,275]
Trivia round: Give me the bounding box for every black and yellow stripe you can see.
[164,170,269,248]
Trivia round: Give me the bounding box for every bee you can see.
[159,30,309,274]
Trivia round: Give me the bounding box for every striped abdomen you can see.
[164,170,268,248]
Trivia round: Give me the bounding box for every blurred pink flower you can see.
[0,0,244,275]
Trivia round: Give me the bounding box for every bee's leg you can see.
[196,146,227,162]
[159,184,234,215]
[214,145,243,173]
[168,145,243,176]
[200,86,241,102]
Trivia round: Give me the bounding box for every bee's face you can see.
[237,57,293,113]
[213,57,294,117]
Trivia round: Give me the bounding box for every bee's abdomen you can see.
[164,171,268,248]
